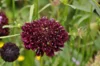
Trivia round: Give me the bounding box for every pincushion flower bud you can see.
[0,42,20,62]
[21,17,69,57]
[0,11,9,36]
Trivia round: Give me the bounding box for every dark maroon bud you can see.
[0,11,9,37]
[0,42,20,62]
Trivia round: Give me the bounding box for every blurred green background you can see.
[0,0,100,66]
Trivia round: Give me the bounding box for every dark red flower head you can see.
[0,11,9,36]
[0,42,20,62]
[21,17,69,57]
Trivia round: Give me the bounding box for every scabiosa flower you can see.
[0,42,20,62]
[21,17,69,57]
[0,11,9,36]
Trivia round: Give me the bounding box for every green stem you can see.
[12,0,15,23]
[20,48,24,53]
[3,24,22,28]
[79,41,94,48]
[38,3,51,13]
[13,62,16,66]
[34,0,38,19]
[40,57,43,66]
[29,4,34,22]
[0,34,20,39]
[0,61,5,66]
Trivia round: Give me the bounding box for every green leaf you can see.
[29,4,34,22]
[60,0,68,5]
[77,15,90,25]
[20,50,35,66]
[72,0,93,12]
[39,3,51,13]
[89,0,100,16]
[66,4,76,9]
[52,57,60,66]
[94,36,100,50]
[3,62,13,66]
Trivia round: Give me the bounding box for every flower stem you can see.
[40,57,43,66]
[0,61,5,66]
[13,61,16,66]
[38,3,51,13]
[12,0,16,23]
[34,0,38,19]
[3,24,22,28]
[0,34,20,39]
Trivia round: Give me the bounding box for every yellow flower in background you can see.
[36,56,41,61]
[0,41,4,48]
[17,55,25,61]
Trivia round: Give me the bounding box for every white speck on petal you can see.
[0,16,2,22]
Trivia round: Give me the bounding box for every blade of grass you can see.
[18,5,30,14]
[33,0,38,19]
[12,0,16,24]
[89,0,100,16]
[38,3,51,13]
[29,4,34,22]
